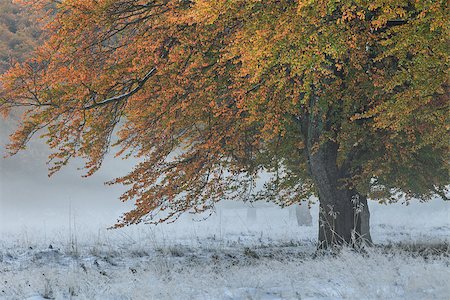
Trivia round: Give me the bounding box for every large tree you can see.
[1,0,448,248]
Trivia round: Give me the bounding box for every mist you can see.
[1,116,448,238]
[1,1,449,297]
[1,119,450,300]
[0,117,134,232]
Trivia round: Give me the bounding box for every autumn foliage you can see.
[0,0,41,73]
[0,0,448,245]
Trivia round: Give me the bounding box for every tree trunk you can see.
[308,140,372,248]
[295,204,312,226]
[317,191,372,248]
[303,88,372,249]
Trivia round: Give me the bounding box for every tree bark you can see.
[310,142,372,248]
[303,88,372,249]
[307,140,372,248]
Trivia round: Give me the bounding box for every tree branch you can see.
[84,67,157,110]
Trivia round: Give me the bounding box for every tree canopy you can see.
[1,0,448,232]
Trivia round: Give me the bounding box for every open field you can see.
[1,201,449,300]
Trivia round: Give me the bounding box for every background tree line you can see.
[0,0,41,74]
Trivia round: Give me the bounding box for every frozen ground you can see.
[0,132,449,299]
[0,200,449,300]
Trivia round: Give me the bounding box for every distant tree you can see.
[0,0,41,73]
[295,205,312,227]
[0,0,448,248]
[0,0,44,171]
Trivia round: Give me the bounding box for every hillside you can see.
[0,0,41,73]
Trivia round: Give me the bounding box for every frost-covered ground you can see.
[1,132,449,299]
[1,200,449,300]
